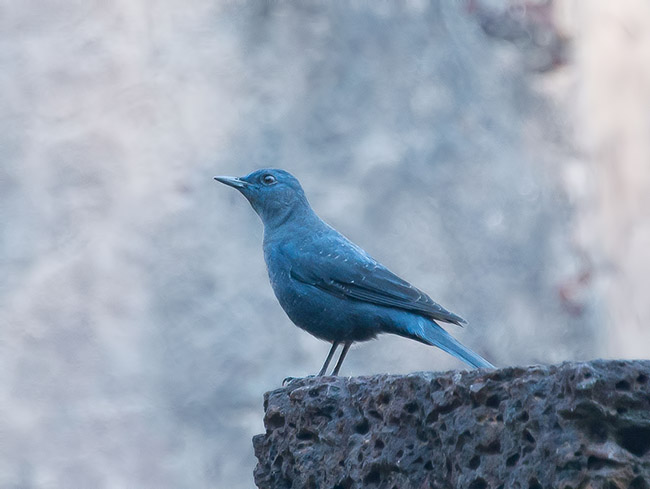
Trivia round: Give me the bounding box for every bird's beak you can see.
[214,176,250,189]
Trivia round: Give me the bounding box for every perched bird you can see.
[215,169,495,375]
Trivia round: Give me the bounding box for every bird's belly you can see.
[270,275,383,342]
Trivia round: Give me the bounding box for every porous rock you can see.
[253,360,650,489]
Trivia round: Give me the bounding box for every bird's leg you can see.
[331,341,352,376]
[318,341,340,376]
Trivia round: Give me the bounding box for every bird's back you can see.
[262,213,467,327]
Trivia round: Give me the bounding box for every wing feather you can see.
[287,235,466,326]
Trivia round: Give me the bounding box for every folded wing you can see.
[287,234,466,326]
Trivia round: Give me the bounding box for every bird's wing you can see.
[286,234,467,326]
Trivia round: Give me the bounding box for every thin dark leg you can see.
[332,342,352,376]
[318,342,340,376]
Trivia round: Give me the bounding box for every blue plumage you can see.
[215,168,495,374]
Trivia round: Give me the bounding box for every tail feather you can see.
[404,317,495,369]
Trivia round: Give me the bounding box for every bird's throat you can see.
[258,197,316,230]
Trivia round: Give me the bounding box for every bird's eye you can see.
[262,174,277,185]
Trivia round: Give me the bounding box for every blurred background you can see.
[1,0,649,487]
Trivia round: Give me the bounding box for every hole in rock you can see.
[588,421,608,443]
[296,429,316,441]
[615,380,631,391]
[368,409,382,420]
[468,477,488,489]
[486,394,500,408]
[355,418,370,435]
[617,426,650,457]
[478,440,501,454]
[363,468,381,485]
[267,412,285,429]
[587,456,621,470]
[506,452,520,467]
[604,481,621,489]
[523,429,536,444]
[378,393,392,405]
[629,476,649,489]
[405,401,418,413]
[333,477,353,489]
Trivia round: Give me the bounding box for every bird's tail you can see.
[403,316,495,369]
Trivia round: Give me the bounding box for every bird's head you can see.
[214,168,311,226]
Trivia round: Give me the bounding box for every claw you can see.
[282,374,317,386]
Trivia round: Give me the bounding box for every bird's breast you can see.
[263,241,294,295]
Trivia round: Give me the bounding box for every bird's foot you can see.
[282,374,317,386]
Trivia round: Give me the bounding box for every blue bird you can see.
[215,169,495,375]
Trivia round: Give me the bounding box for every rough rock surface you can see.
[253,360,650,489]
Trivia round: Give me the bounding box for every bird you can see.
[214,168,495,375]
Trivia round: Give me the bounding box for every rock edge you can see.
[253,360,650,489]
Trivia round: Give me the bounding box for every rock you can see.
[253,360,650,489]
